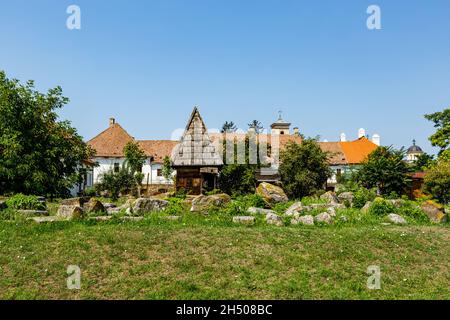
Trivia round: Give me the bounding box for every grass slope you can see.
[0,219,448,300]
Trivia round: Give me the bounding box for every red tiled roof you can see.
[138,140,178,163]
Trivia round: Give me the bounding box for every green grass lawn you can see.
[0,217,448,300]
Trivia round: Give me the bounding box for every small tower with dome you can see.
[406,140,424,163]
[270,111,291,135]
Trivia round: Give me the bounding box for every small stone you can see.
[233,216,255,225]
[387,214,407,225]
[340,215,348,222]
[89,216,113,222]
[247,207,276,215]
[0,200,7,210]
[83,199,106,214]
[130,198,169,216]
[320,191,339,204]
[326,207,336,217]
[57,205,84,220]
[361,201,372,214]
[291,215,314,226]
[265,213,284,226]
[16,210,49,217]
[285,202,303,216]
[420,202,447,223]
[121,216,144,222]
[190,194,231,213]
[165,216,181,221]
[61,197,90,207]
[314,212,333,224]
[27,216,59,223]
[338,192,354,206]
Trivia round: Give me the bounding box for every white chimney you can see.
[109,117,116,126]
[372,134,380,146]
[358,128,366,139]
[340,133,347,142]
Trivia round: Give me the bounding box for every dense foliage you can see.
[123,141,146,173]
[279,139,332,199]
[355,146,411,196]
[5,193,46,210]
[425,109,450,155]
[0,71,93,197]
[423,159,450,204]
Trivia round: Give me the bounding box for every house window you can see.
[114,163,120,173]
[157,169,163,177]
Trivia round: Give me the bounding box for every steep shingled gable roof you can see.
[171,107,223,167]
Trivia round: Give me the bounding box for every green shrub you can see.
[5,194,46,210]
[165,198,187,215]
[353,187,377,209]
[368,198,396,216]
[397,202,429,223]
[84,186,97,197]
[174,188,187,200]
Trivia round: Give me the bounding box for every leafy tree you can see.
[355,146,411,196]
[425,109,449,155]
[218,164,257,195]
[411,152,435,172]
[0,70,94,197]
[97,164,136,201]
[423,159,450,204]
[221,121,237,133]
[248,120,264,134]
[279,139,332,199]
[162,156,173,181]
[124,141,146,173]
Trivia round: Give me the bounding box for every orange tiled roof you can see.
[339,137,378,164]
[138,140,179,163]
[87,123,134,157]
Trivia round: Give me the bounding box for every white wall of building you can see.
[92,157,174,185]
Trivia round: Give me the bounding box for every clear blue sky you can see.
[1,0,449,154]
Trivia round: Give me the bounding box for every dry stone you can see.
[256,182,288,206]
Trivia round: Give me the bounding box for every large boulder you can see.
[420,202,448,224]
[130,198,169,216]
[233,216,255,225]
[57,205,84,220]
[387,214,407,225]
[389,199,405,208]
[83,198,106,214]
[291,215,314,226]
[265,213,284,226]
[190,194,231,213]
[247,207,276,215]
[285,202,303,216]
[320,191,339,204]
[61,197,90,207]
[338,192,354,206]
[314,212,333,224]
[256,182,288,207]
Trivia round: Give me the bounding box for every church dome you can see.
[407,140,423,154]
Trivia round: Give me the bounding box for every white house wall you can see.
[93,157,173,185]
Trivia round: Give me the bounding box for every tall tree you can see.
[221,121,237,133]
[425,109,450,156]
[423,159,450,204]
[123,141,146,173]
[411,152,435,172]
[279,139,332,199]
[248,120,264,134]
[0,71,93,196]
[355,146,411,196]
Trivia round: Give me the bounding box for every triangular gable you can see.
[172,107,223,167]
